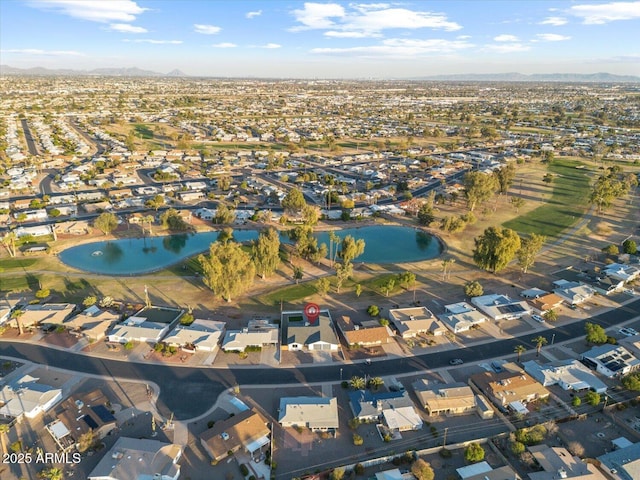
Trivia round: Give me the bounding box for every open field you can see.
[504,157,591,237]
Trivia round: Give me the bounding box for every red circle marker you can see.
[304,302,320,323]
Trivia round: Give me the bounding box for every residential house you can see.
[163,319,225,352]
[349,390,415,422]
[471,294,531,321]
[597,441,640,480]
[0,374,63,419]
[458,464,520,480]
[523,359,608,393]
[88,437,182,480]
[278,397,339,432]
[64,305,120,342]
[200,409,270,462]
[529,445,607,480]
[469,369,550,410]
[581,344,640,378]
[336,315,393,347]
[107,306,182,345]
[8,303,75,329]
[283,310,340,351]
[412,380,477,416]
[529,293,564,313]
[388,306,444,338]
[47,389,117,452]
[553,280,595,305]
[439,302,487,333]
[221,320,279,352]
[602,263,640,283]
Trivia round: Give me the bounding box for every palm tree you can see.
[350,376,366,390]
[1,231,17,257]
[533,336,548,357]
[514,345,526,362]
[39,467,63,480]
[0,423,9,456]
[368,377,384,391]
[10,309,25,335]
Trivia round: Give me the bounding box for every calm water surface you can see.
[58,226,442,275]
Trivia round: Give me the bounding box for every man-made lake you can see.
[58,226,442,275]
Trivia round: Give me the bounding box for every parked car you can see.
[449,358,464,365]
[619,327,638,337]
[532,314,545,323]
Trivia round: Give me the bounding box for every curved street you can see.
[1,297,638,420]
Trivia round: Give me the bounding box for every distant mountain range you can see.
[1,65,638,82]
[410,72,640,83]
[0,65,188,77]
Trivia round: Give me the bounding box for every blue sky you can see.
[1,1,639,77]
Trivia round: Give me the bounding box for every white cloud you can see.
[246,10,262,19]
[485,43,531,53]
[324,30,381,38]
[26,0,146,23]
[569,1,640,24]
[291,2,345,30]
[540,16,568,26]
[311,38,474,57]
[123,39,182,44]
[262,43,282,49]
[2,48,85,56]
[457,35,472,40]
[194,24,221,35]
[211,42,237,48]
[536,33,571,41]
[494,34,519,42]
[109,23,147,33]
[291,3,461,34]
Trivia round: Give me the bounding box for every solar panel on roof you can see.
[82,415,99,430]
[91,405,115,423]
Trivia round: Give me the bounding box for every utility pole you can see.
[443,427,448,448]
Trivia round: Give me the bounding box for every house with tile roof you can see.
[200,409,270,462]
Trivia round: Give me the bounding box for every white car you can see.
[619,328,638,337]
[532,314,545,323]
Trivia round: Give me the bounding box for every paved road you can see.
[1,298,638,420]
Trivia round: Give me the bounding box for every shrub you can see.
[383,433,392,442]
[83,295,97,307]
[510,441,525,454]
[240,464,249,476]
[572,396,581,407]
[585,391,601,406]
[35,289,50,299]
[353,434,364,446]
[602,244,619,255]
[354,463,364,475]
[623,239,637,254]
[207,420,215,428]
[464,443,485,463]
[464,281,483,298]
[180,313,194,325]
[367,305,380,317]
[341,381,349,389]
[439,448,452,458]
[123,341,134,350]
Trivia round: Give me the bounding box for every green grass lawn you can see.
[503,157,592,238]
[256,281,318,306]
[134,123,154,139]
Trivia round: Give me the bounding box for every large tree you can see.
[585,322,607,344]
[94,212,118,236]
[338,235,366,264]
[417,203,435,226]
[214,204,236,224]
[463,171,498,212]
[251,228,281,278]
[473,227,521,273]
[411,459,434,480]
[494,162,516,194]
[281,187,306,215]
[589,175,628,213]
[292,225,327,263]
[199,240,255,302]
[517,233,546,274]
